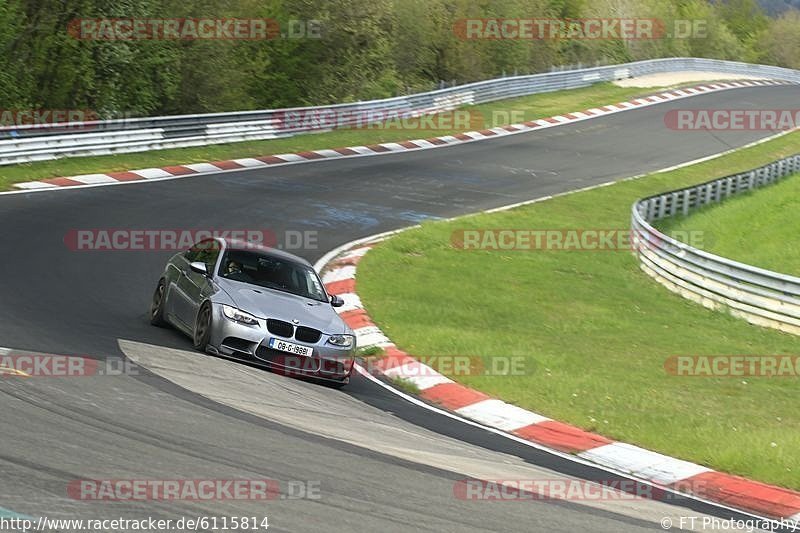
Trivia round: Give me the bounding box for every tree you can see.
[754,8,800,68]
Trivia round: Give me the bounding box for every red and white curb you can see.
[318,236,800,524]
[11,79,792,192]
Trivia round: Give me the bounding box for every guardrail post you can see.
[656,197,667,219]
[646,200,655,220]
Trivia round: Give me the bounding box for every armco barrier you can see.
[631,154,800,335]
[3,57,800,165]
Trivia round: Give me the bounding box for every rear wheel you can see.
[193,302,213,352]
[150,279,168,327]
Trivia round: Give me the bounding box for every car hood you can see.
[216,278,348,334]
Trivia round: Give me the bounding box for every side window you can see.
[184,243,202,262]
[186,239,220,274]
[194,240,221,274]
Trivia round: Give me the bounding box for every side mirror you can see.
[330,295,344,308]
[189,261,208,276]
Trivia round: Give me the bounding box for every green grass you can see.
[357,345,385,357]
[658,171,800,276]
[357,130,800,489]
[389,376,421,395]
[0,81,707,190]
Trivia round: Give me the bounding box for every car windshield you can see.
[219,249,328,303]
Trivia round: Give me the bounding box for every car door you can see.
[176,240,221,329]
[166,244,198,327]
[170,239,218,328]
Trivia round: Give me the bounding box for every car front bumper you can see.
[207,304,355,381]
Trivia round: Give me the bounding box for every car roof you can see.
[218,238,314,268]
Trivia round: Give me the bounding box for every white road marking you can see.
[131,168,174,179]
[455,399,550,431]
[69,174,117,184]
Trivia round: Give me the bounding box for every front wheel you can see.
[150,279,168,327]
[193,302,213,352]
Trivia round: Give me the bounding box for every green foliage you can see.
[0,0,791,116]
[716,0,770,42]
[754,9,800,68]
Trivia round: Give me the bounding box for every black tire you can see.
[150,279,168,327]
[193,302,213,352]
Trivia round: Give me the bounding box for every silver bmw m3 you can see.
[150,237,356,386]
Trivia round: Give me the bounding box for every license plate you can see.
[268,338,313,357]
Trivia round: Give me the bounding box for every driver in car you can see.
[224,260,250,282]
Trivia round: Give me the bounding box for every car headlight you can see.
[222,305,259,326]
[327,334,355,348]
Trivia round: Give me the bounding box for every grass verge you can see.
[1,81,713,191]
[658,170,800,276]
[389,376,421,395]
[356,130,800,489]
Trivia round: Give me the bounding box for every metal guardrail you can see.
[631,154,800,335]
[3,57,800,166]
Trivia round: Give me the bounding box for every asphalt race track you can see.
[1,85,798,532]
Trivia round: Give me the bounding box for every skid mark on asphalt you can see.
[297,202,441,229]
